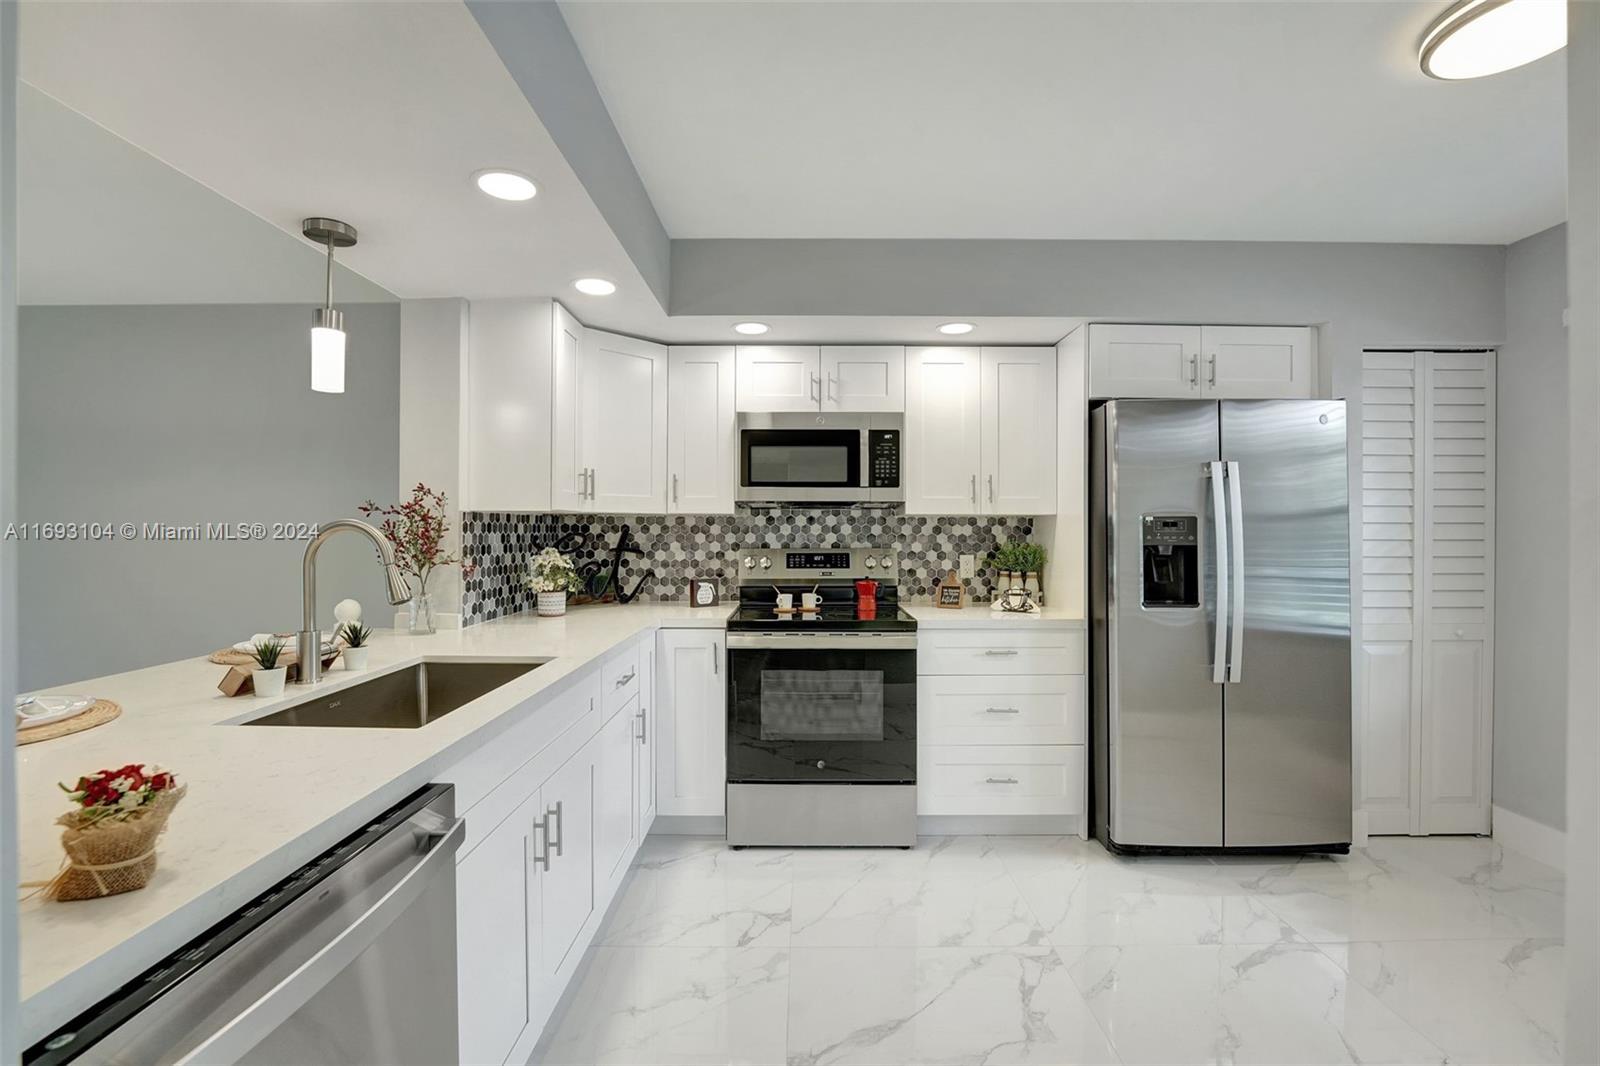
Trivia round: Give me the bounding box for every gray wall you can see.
[17,303,400,690]
[1496,224,1569,831]
[1566,1,1600,1059]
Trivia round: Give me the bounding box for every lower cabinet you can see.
[594,695,639,888]
[656,628,727,817]
[536,744,595,983]
[455,794,537,1066]
[636,639,657,833]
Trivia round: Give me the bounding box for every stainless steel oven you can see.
[737,413,903,504]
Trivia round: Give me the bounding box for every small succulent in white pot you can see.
[339,621,374,671]
[526,548,582,617]
[251,639,288,697]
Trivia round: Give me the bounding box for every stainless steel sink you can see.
[241,660,545,729]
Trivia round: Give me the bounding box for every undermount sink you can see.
[240,660,546,729]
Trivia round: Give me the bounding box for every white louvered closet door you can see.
[1358,350,1494,835]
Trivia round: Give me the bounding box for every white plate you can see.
[16,694,95,730]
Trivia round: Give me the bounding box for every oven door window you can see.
[741,430,860,488]
[727,647,915,784]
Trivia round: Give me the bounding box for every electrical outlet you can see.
[958,554,976,580]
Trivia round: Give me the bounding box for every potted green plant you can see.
[526,548,582,617]
[989,540,1047,600]
[251,639,287,697]
[339,621,374,671]
[1014,541,1047,601]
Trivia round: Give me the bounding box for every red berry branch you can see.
[359,483,477,595]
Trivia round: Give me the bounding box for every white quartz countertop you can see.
[14,602,731,1045]
[902,602,1086,627]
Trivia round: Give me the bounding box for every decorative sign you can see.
[935,569,966,609]
[687,579,720,608]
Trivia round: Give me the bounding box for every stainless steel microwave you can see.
[737,414,903,504]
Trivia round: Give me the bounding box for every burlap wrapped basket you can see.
[42,786,186,901]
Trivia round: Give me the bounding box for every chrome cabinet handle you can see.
[672,473,679,505]
[987,473,995,504]
[983,649,1019,656]
[985,776,1019,785]
[589,468,597,500]
[1208,353,1217,386]
[810,374,821,402]
[615,668,637,688]
[713,646,719,674]
[827,374,837,402]
[532,806,555,870]
[984,706,1021,714]
[548,800,564,858]
[970,474,977,504]
[1189,353,1198,387]
[636,708,647,744]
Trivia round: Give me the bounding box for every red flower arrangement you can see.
[359,483,477,596]
[60,763,180,824]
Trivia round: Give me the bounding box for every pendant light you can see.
[1419,0,1566,80]
[302,217,358,394]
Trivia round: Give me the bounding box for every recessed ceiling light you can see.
[474,169,537,201]
[938,322,975,336]
[573,277,617,296]
[1420,0,1566,80]
[734,322,770,336]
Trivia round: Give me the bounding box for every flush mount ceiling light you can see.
[573,277,617,296]
[938,322,975,336]
[474,169,538,201]
[1420,0,1566,80]
[303,217,357,394]
[733,322,770,335]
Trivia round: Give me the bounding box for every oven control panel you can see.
[738,548,897,582]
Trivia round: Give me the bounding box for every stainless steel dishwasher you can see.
[25,784,464,1066]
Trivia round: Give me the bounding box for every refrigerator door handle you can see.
[1226,460,1245,682]
[1208,460,1229,685]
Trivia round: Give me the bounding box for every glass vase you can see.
[408,591,436,635]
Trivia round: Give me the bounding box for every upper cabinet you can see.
[667,346,737,515]
[576,330,669,513]
[549,302,586,511]
[905,346,1056,516]
[736,345,905,413]
[466,300,554,512]
[1088,324,1315,400]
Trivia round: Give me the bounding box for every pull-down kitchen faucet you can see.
[296,518,412,685]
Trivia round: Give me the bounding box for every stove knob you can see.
[880,555,894,569]
[759,557,772,570]
[743,556,756,569]
[864,557,876,569]
[815,760,827,770]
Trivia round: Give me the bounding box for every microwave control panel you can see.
[869,430,900,488]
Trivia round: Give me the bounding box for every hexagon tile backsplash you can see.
[460,509,1035,625]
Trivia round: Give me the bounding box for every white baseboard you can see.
[1352,808,1370,846]
[1492,805,1566,871]
[649,814,1085,839]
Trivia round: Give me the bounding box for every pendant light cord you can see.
[323,238,335,311]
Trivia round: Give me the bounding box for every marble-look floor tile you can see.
[537,946,789,1065]
[789,835,1007,880]
[601,839,792,948]
[1247,869,1560,943]
[1318,938,1564,1065]
[1065,941,1448,1065]
[791,868,1048,949]
[787,947,1119,1065]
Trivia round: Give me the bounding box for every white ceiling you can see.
[560,0,1566,244]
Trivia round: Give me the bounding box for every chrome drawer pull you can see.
[985,776,1020,785]
[984,707,1021,714]
[982,649,1019,656]
[615,668,637,688]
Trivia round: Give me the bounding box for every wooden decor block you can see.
[936,569,966,609]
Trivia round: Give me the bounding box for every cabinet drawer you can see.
[918,745,1084,816]
[601,640,643,721]
[919,675,1084,745]
[918,628,1085,676]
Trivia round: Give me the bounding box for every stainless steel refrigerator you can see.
[1090,400,1351,853]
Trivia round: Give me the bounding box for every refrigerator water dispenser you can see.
[1141,514,1198,608]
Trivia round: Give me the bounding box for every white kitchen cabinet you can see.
[536,746,593,980]
[905,346,1057,516]
[668,346,737,514]
[456,795,536,1066]
[656,628,726,817]
[736,346,820,412]
[821,346,905,412]
[980,347,1056,514]
[594,694,638,888]
[581,330,669,513]
[1201,325,1314,398]
[1088,324,1315,400]
[466,300,553,511]
[549,301,587,511]
[636,638,658,834]
[1088,324,1201,399]
[905,346,982,515]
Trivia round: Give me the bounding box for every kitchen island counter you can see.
[14,602,731,1047]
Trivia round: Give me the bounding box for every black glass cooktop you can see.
[728,603,917,632]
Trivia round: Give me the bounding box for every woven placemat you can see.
[17,699,122,746]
